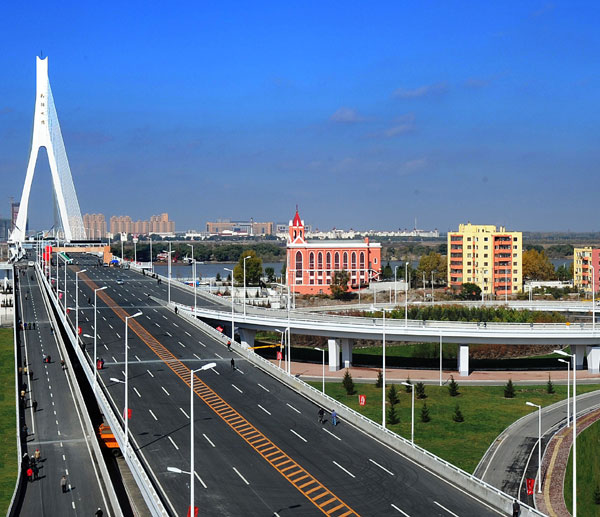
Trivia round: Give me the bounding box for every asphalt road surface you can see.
[51,254,501,516]
[15,263,109,516]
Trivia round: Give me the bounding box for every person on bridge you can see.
[32,463,39,481]
[175,306,178,315]
[512,499,520,516]
[227,340,231,351]
[34,448,41,462]
[60,475,68,493]
[27,467,33,483]
[32,400,38,412]
[331,410,338,426]
[95,508,104,517]
[231,358,235,370]
[318,408,325,424]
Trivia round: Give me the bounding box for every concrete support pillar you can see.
[573,344,586,370]
[458,345,469,377]
[328,338,340,371]
[341,338,353,369]
[238,328,255,350]
[586,346,600,373]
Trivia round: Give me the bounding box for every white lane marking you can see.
[193,353,201,360]
[232,467,250,485]
[391,504,411,516]
[178,341,185,348]
[112,356,117,363]
[369,458,394,476]
[102,316,106,321]
[235,368,244,374]
[434,502,459,517]
[146,315,151,320]
[135,355,141,362]
[147,369,154,378]
[116,333,121,339]
[149,409,158,421]
[195,471,207,488]
[211,367,220,376]
[72,501,75,510]
[133,387,142,398]
[323,428,341,441]
[162,315,168,320]
[198,341,206,347]
[161,386,170,396]
[290,429,307,443]
[258,383,270,392]
[103,344,108,350]
[180,407,189,419]
[286,403,301,414]
[231,384,243,394]
[168,436,179,450]
[333,460,355,478]
[108,324,113,329]
[215,353,223,359]
[62,454,65,460]
[155,323,161,328]
[153,309,158,313]
[258,404,271,415]
[173,323,179,327]
[166,331,172,337]
[203,433,216,448]
[185,331,191,336]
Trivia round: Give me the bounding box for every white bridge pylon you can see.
[10,57,86,243]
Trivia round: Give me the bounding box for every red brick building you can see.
[286,210,382,295]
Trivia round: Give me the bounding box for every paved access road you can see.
[15,263,109,516]
[54,255,500,516]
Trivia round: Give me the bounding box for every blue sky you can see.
[1,2,599,232]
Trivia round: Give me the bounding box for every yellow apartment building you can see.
[573,247,600,294]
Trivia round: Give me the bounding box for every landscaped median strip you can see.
[79,272,360,517]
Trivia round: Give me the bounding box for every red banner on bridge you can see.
[526,478,535,495]
[358,394,366,406]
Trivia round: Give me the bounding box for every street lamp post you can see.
[373,306,389,429]
[149,237,153,273]
[315,347,325,393]
[401,381,415,443]
[274,282,292,375]
[93,286,108,392]
[168,242,172,304]
[75,269,87,341]
[591,264,595,331]
[224,268,234,343]
[555,348,577,516]
[188,244,196,318]
[405,262,409,327]
[123,311,142,451]
[243,255,250,317]
[525,401,542,493]
[558,358,570,426]
[431,271,435,304]
[394,265,400,305]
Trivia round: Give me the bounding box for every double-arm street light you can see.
[93,286,108,392]
[555,348,577,516]
[224,268,235,343]
[558,358,571,426]
[315,347,326,393]
[274,282,292,375]
[373,306,390,429]
[405,262,409,327]
[75,269,87,339]
[525,401,542,494]
[167,362,216,517]
[401,381,415,443]
[188,244,197,317]
[243,255,250,317]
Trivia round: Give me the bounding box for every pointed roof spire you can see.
[292,206,302,227]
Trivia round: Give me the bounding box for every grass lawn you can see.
[0,328,16,515]
[308,379,600,473]
[564,420,600,516]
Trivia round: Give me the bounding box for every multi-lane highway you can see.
[15,263,110,515]
[53,254,501,516]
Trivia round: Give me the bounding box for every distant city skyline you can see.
[1,3,599,232]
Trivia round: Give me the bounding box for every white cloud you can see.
[393,81,448,99]
[330,107,365,123]
[399,158,428,175]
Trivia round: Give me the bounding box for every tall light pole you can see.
[591,264,595,331]
[558,358,570,426]
[243,255,250,317]
[373,306,389,429]
[394,265,401,305]
[405,262,409,327]
[149,237,153,273]
[431,270,435,304]
[224,268,234,343]
[525,401,542,493]
[401,381,415,443]
[121,238,124,263]
[275,282,292,375]
[555,348,577,516]
[168,242,172,304]
[315,347,326,393]
[188,244,196,317]
[93,286,108,392]
[75,269,87,340]
[124,311,142,450]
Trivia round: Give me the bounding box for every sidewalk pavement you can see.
[273,359,600,385]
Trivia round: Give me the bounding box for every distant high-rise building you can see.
[11,201,20,231]
[83,213,107,239]
[447,223,522,295]
[206,219,273,236]
[110,213,175,236]
[573,247,600,295]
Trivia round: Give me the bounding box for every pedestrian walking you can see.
[60,475,68,493]
[27,467,33,483]
[22,424,28,436]
[230,358,235,370]
[512,499,520,517]
[22,452,29,466]
[32,400,38,412]
[34,448,41,462]
[227,340,231,351]
[32,464,39,480]
[331,410,338,426]
[42,353,47,363]
[95,508,104,517]
[60,359,65,370]
[174,306,178,315]
[318,408,325,424]
[88,296,91,304]
[29,369,33,380]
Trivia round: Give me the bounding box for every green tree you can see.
[546,374,555,394]
[233,250,263,285]
[387,405,400,425]
[416,252,447,283]
[522,249,556,281]
[330,270,351,299]
[381,262,393,280]
[594,485,600,505]
[415,382,427,399]
[453,404,465,422]
[342,369,355,395]
[504,379,515,398]
[459,282,482,300]
[404,377,412,393]
[265,267,276,282]
[420,402,431,422]
[387,384,399,406]
[448,375,459,397]
[375,370,383,388]
[216,272,221,282]
[280,262,286,279]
